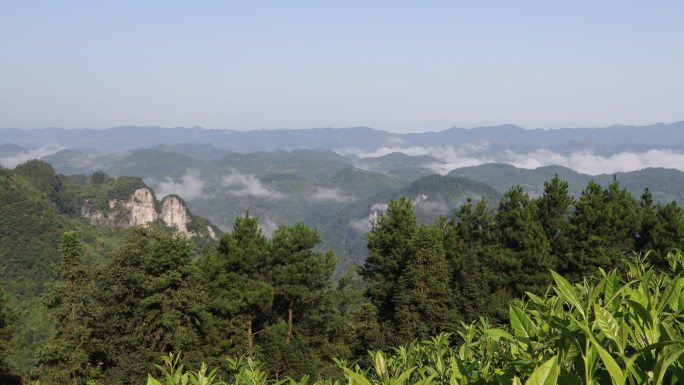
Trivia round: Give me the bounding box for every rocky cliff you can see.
[82,187,218,238]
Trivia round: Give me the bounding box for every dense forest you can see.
[2,161,684,384]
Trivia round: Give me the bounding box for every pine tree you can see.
[262,223,336,378]
[269,223,335,343]
[203,214,273,353]
[636,188,657,252]
[362,198,417,326]
[649,201,684,267]
[569,180,608,279]
[604,178,639,253]
[38,232,94,385]
[570,179,638,280]
[534,175,574,274]
[454,251,493,322]
[496,186,552,297]
[346,303,385,361]
[394,225,458,341]
[95,228,210,385]
[446,198,499,321]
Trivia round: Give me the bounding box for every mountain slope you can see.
[449,163,684,203]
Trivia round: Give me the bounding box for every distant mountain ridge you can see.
[2,121,684,154]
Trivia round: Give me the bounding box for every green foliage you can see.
[0,167,65,298]
[534,175,574,271]
[146,352,222,385]
[149,251,684,385]
[495,186,553,297]
[569,180,639,281]
[203,214,273,355]
[0,288,20,385]
[14,160,79,215]
[79,173,149,211]
[446,198,500,321]
[638,197,684,268]
[270,223,336,342]
[38,232,96,385]
[95,228,211,385]
[363,198,417,331]
[200,216,346,379]
[7,163,684,385]
[393,225,458,341]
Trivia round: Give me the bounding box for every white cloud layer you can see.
[370,203,388,212]
[312,187,355,203]
[222,172,285,199]
[153,169,205,200]
[259,216,279,237]
[341,145,684,175]
[349,217,370,233]
[0,145,64,168]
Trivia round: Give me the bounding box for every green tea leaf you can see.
[551,271,585,318]
[525,356,559,385]
[594,304,620,347]
[510,305,536,338]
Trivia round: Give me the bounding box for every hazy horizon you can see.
[3,119,684,134]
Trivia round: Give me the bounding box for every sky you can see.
[1,1,682,132]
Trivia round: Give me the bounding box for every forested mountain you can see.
[8,144,684,275]
[0,162,219,377]
[3,165,684,383]
[21,147,684,271]
[33,149,493,271]
[5,126,684,384]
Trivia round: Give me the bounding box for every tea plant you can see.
[148,252,684,385]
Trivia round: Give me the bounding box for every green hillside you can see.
[450,163,684,203]
[0,162,219,376]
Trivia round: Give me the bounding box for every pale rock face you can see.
[411,193,429,205]
[82,187,158,227]
[82,187,218,238]
[124,188,158,226]
[161,195,192,236]
[206,225,217,240]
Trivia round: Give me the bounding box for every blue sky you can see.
[1,1,682,132]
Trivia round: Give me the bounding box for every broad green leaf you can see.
[485,327,515,341]
[589,277,608,310]
[525,356,559,385]
[654,346,684,385]
[510,305,536,338]
[374,351,387,378]
[593,342,625,385]
[656,273,681,315]
[551,271,585,318]
[604,271,621,310]
[626,299,653,328]
[342,369,373,385]
[573,315,625,385]
[526,292,545,305]
[594,304,621,347]
[147,375,162,385]
[393,367,417,385]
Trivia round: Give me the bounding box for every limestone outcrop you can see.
[81,187,217,239]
